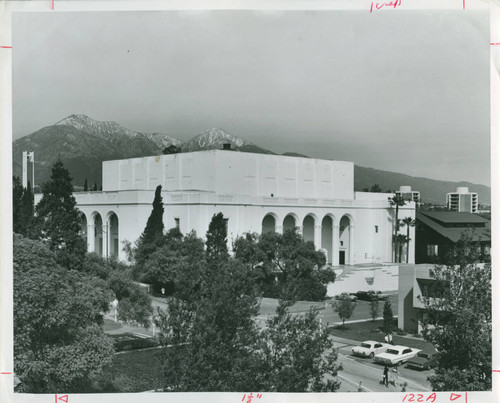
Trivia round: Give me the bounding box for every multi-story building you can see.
[415,211,490,264]
[395,185,420,205]
[446,187,478,213]
[36,150,416,266]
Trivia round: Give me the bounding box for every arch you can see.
[321,215,333,263]
[339,215,352,265]
[302,214,316,244]
[94,213,103,257]
[283,214,297,233]
[80,213,88,246]
[262,213,277,234]
[108,212,119,258]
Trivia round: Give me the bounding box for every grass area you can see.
[103,319,122,332]
[328,319,434,351]
[92,349,163,392]
[258,297,327,316]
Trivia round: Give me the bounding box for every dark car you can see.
[354,291,388,301]
[406,351,435,370]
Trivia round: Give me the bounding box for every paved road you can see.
[332,336,432,392]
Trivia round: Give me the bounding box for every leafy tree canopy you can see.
[422,233,491,391]
[233,229,334,302]
[14,234,114,393]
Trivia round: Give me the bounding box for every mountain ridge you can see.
[12,115,491,205]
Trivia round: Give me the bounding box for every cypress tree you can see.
[13,176,24,234]
[135,185,165,267]
[383,299,394,333]
[205,212,229,269]
[84,178,88,191]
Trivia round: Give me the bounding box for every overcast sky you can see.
[12,10,490,186]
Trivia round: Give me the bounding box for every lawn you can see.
[258,297,327,316]
[328,319,434,351]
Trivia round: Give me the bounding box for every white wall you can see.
[103,151,354,200]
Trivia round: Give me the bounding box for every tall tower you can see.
[22,151,34,190]
[446,187,478,213]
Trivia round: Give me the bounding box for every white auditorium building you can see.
[49,150,416,271]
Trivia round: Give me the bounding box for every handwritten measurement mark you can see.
[1,46,12,49]
[55,394,69,403]
[370,0,402,13]
[242,393,262,403]
[1,372,12,374]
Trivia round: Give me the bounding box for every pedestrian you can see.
[384,334,389,343]
[388,332,393,345]
[383,365,389,387]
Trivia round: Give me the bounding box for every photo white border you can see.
[1,1,498,402]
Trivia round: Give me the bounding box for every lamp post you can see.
[112,298,118,323]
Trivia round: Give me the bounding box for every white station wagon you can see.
[351,341,391,359]
[373,345,422,366]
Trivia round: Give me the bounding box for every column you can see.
[87,224,95,253]
[103,223,109,258]
[314,225,322,251]
[349,225,355,265]
[276,225,283,234]
[332,225,339,266]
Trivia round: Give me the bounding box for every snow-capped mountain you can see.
[181,128,274,154]
[55,114,182,147]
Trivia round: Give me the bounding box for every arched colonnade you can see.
[79,210,120,258]
[261,212,354,266]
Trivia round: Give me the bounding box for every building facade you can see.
[415,211,490,264]
[446,187,478,213]
[38,150,415,264]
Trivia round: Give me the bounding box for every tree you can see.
[382,299,395,333]
[401,217,416,263]
[81,253,154,328]
[83,178,88,191]
[141,229,205,299]
[134,185,165,267]
[388,194,407,262]
[421,233,491,391]
[13,177,34,236]
[13,234,115,392]
[370,296,380,322]
[156,258,262,391]
[258,302,342,392]
[92,182,98,191]
[32,160,86,268]
[233,229,335,302]
[370,184,382,192]
[205,212,229,269]
[332,293,356,326]
[13,176,25,234]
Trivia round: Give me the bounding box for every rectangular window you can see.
[375,225,379,233]
[223,218,229,232]
[174,218,180,229]
[426,245,438,256]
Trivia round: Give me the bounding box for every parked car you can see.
[351,340,391,359]
[354,290,388,301]
[406,351,436,370]
[334,293,357,302]
[373,345,421,366]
